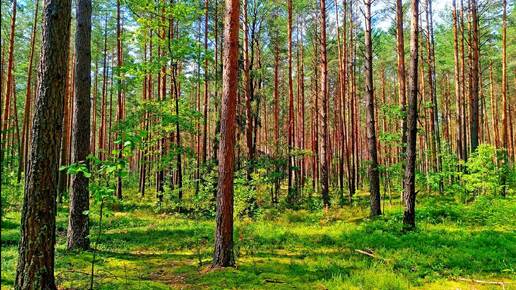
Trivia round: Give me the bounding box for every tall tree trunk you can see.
[489,64,499,148]
[20,0,40,182]
[319,0,330,208]
[342,0,353,203]
[167,17,183,200]
[452,0,463,161]
[403,0,419,230]
[425,0,442,192]
[99,18,108,160]
[67,0,92,250]
[364,0,381,217]
[1,0,17,163]
[202,0,210,165]
[500,0,508,195]
[91,60,98,156]
[459,0,468,161]
[287,0,295,199]
[469,0,479,152]
[15,0,71,287]
[298,19,306,192]
[58,49,74,200]
[273,41,280,202]
[212,0,220,163]
[396,0,407,163]
[243,0,253,179]
[213,0,239,267]
[116,0,123,199]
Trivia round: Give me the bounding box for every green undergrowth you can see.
[1,191,514,289]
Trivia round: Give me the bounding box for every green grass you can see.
[1,192,515,289]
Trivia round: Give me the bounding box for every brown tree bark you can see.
[202,0,210,165]
[425,0,442,192]
[116,0,123,199]
[15,0,71,287]
[469,0,479,152]
[213,0,239,267]
[342,0,353,202]
[287,0,295,199]
[168,27,183,200]
[67,0,92,250]
[319,0,330,208]
[99,18,108,160]
[298,18,306,192]
[501,0,508,195]
[58,48,74,200]
[91,60,98,156]
[459,0,468,161]
[243,0,253,179]
[403,0,419,229]
[489,64,499,148]
[169,42,183,200]
[1,0,17,162]
[20,0,40,182]
[364,0,381,217]
[139,34,149,196]
[396,0,407,161]
[452,0,463,160]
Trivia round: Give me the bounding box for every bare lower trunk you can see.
[403,0,419,230]
[213,0,239,267]
[67,0,92,250]
[319,0,330,208]
[15,0,72,288]
[364,0,381,217]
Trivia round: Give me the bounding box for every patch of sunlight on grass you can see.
[2,191,515,289]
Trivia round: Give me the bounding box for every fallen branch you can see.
[456,277,509,288]
[354,249,391,263]
[354,249,376,258]
[264,279,286,284]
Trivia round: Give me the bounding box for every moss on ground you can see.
[1,193,514,289]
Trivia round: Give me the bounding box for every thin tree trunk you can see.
[500,0,508,195]
[273,40,280,202]
[460,0,468,161]
[469,0,479,152]
[172,64,183,200]
[20,0,40,182]
[58,48,74,200]
[243,0,253,179]
[425,0,442,192]
[91,60,98,156]
[364,0,381,216]
[287,0,295,199]
[452,0,463,161]
[403,0,419,230]
[319,0,330,208]
[67,0,92,250]
[202,0,209,165]
[396,0,407,164]
[1,0,17,162]
[99,18,108,160]
[116,0,123,199]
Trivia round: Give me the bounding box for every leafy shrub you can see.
[234,172,259,219]
[463,144,500,195]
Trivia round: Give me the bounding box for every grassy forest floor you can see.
[1,189,515,289]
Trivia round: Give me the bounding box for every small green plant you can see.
[61,138,135,289]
